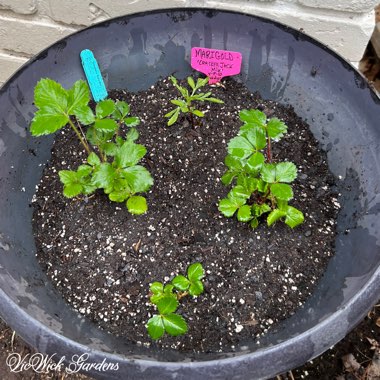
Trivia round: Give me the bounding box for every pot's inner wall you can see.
[0,9,379,362]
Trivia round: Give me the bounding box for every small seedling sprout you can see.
[165,75,224,127]
[146,263,205,340]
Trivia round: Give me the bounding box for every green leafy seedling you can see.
[146,263,205,340]
[30,78,153,215]
[218,109,304,228]
[165,76,223,127]
[146,297,188,340]
[172,262,205,296]
[149,282,177,304]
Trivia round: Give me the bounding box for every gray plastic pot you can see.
[0,8,379,380]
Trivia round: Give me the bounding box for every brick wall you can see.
[0,0,377,85]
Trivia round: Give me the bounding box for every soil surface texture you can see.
[31,77,339,353]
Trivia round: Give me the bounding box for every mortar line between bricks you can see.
[203,0,377,21]
[0,13,79,32]
[0,49,33,60]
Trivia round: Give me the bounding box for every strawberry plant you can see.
[165,75,224,127]
[146,263,205,340]
[30,78,153,215]
[218,109,304,228]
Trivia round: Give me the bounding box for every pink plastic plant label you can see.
[191,47,242,84]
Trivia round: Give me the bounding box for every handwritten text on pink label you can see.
[191,47,242,84]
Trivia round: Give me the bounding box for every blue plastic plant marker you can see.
[80,49,108,102]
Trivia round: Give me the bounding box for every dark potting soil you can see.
[31,77,339,353]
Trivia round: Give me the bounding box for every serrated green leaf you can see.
[150,294,163,304]
[267,118,287,141]
[77,164,92,177]
[270,183,294,201]
[243,127,267,151]
[94,118,118,132]
[67,80,90,114]
[192,109,204,117]
[30,108,69,136]
[261,163,277,183]
[111,177,130,192]
[189,280,204,296]
[108,190,129,202]
[285,206,304,228]
[157,296,178,315]
[229,185,251,200]
[257,179,268,193]
[172,275,190,291]
[86,126,113,146]
[277,199,289,211]
[225,155,243,171]
[122,165,153,193]
[124,116,140,127]
[246,152,265,173]
[127,127,139,142]
[237,176,258,193]
[96,99,115,118]
[82,183,97,195]
[34,78,68,111]
[221,171,236,186]
[113,100,130,119]
[164,284,175,295]
[252,203,271,217]
[115,136,124,146]
[63,183,83,198]
[102,142,118,156]
[239,109,266,125]
[59,170,78,186]
[250,217,259,228]
[126,195,148,215]
[275,162,297,183]
[91,163,116,188]
[187,263,205,282]
[267,209,287,226]
[218,197,245,217]
[239,123,258,135]
[74,105,95,125]
[147,315,165,340]
[237,205,252,222]
[162,314,188,336]
[59,165,91,198]
[115,141,146,168]
[150,282,164,294]
[87,152,101,166]
[228,136,254,159]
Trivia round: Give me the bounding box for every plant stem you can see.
[189,112,195,128]
[99,149,106,162]
[116,121,122,136]
[68,119,91,155]
[177,291,189,300]
[267,136,272,162]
